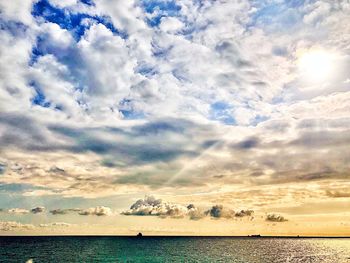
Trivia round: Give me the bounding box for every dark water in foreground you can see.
[0,236,349,263]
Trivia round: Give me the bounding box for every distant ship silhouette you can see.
[250,234,261,238]
[136,232,143,237]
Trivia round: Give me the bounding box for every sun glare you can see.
[298,49,335,83]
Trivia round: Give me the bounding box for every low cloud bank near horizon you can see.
[0,221,35,231]
[122,196,260,221]
[122,196,197,219]
[0,200,289,223]
[50,206,113,216]
[0,221,74,231]
[0,207,46,215]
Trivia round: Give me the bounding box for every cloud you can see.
[206,205,236,219]
[0,0,350,214]
[0,0,36,25]
[122,196,198,219]
[2,221,74,231]
[31,206,46,214]
[233,137,260,150]
[0,221,35,231]
[39,222,72,227]
[123,197,253,220]
[49,208,81,215]
[235,210,254,217]
[49,206,112,216]
[7,208,30,214]
[326,190,350,198]
[187,205,206,220]
[78,206,112,216]
[1,207,45,214]
[159,17,184,33]
[266,214,288,222]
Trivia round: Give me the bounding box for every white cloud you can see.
[7,208,30,214]
[78,206,113,216]
[303,1,332,25]
[48,0,78,8]
[0,0,36,25]
[159,17,184,33]
[122,196,198,218]
[0,221,34,231]
[39,222,72,227]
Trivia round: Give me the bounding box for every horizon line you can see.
[1,235,350,238]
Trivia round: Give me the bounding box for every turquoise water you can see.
[0,237,349,262]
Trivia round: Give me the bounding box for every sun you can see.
[298,49,335,83]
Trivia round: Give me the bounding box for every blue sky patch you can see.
[210,102,236,125]
[32,0,125,41]
[250,115,270,126]
[118,98,145,120]
[0,163,6,174]
[141,0,181,27]
[249,0,304,32]
[29,82,62,110]
[0,183,47,193]
[30,82,51,108]
[80,0,95,6]
[135,63,158,77]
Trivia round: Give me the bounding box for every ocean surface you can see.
[0,236,349,262]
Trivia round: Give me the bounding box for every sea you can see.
[0,236,349,262]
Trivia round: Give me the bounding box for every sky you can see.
[0,0,349,236]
